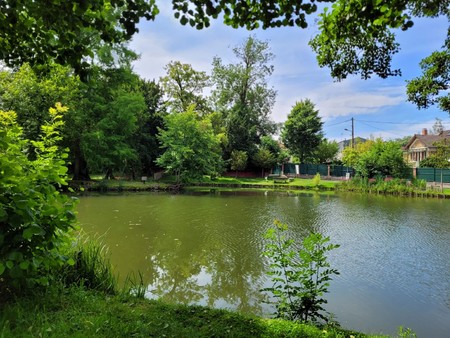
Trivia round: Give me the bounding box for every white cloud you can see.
[271,78,406,123]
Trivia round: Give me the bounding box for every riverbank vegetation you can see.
[77,174,450,197]
[0,234,388,338]
[0,278,379,338]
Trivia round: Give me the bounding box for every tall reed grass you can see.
[61,235,118,294]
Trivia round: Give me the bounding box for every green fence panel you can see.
[273,163,356,177]
[417,168,450,183]
[330,165,353,177]
[273,166,282,175]
[284,163,297,174]
[318,164,328,176]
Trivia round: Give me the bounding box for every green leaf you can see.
[23,225,44,240]
[19,261,29,270]
[8,251,23,261]
[0,263,5,275]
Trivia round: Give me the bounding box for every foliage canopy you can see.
[343,139,409,178]
[310,0,449,80]
[212,36,277,160]
[282,100,323,163]
[0,0,158,76]
[0,104,77,286]
[156,106,223,183]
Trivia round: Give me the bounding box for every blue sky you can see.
[130,3,450,142]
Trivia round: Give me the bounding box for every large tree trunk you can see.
[71,147,90,181]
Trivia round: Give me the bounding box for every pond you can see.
[77,190,450,337]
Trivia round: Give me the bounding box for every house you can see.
[403,128,450,167]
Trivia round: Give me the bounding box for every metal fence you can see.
[273,164,450,183]
[416,168,450,183]
[274,163,354,178]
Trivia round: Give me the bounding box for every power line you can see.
[357,119,450,126]
[357,120,408,138]
[324,119,351,127]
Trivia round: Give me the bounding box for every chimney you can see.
[421,128,428,136]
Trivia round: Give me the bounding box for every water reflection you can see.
[77,191,450,338]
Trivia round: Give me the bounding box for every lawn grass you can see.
[84,175,339,191]
[81,174,450,197]
[0,285,386,338]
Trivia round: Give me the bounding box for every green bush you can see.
[262,220,340,323]
[0,105,77,288]
[312,173,321,187]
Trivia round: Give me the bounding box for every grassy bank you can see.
[73,175,450,197]
[0,239,392,338]
[0,284,386,338]
[73,175,338,192]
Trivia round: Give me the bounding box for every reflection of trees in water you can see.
[147,249,206,304]
[142,217,267,314]
[204,246,266,315]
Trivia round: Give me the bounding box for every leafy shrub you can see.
[0,105,77,288]
[262,220,339,323]
[312,173,321,187]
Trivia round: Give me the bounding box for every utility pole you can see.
[351,117,355,148]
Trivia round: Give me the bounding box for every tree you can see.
[253,148,276,178]
[342,140,374,168]
[0,104,77,286]
[0,63,80,142]
[81,89,145,179]
[133,79,166,176]
[160,61,211,114]
[407,48,450,115]
[282,99,324,163]
[156,106,223,183]
[70,46,148,180]
[309,1,448,80]
[352,139,408,178]
[230,150,248,177]
[420,139,450,168]
[432,118,445,135]
[211,36,277,159]
[0,0,158,76]
[311,139,339,164]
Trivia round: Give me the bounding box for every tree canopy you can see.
[406,47,450,115]
[212,36,277,159]
[282,99,323,163]
[343,139,408,178]
[160,61,211,114]
[2,0,448,93]
[0,0,158,76]
[309,0,449,80]
[156,106,223,183]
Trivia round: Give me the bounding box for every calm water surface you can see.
[77,190,450,337]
